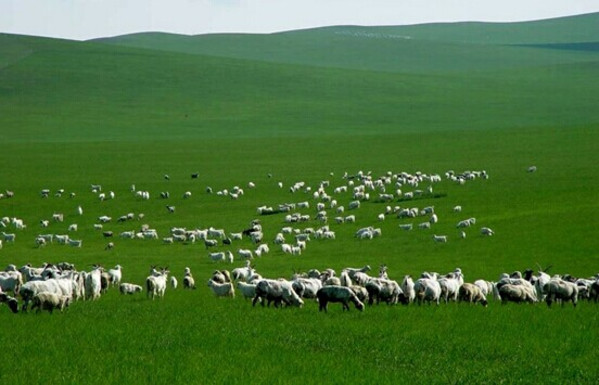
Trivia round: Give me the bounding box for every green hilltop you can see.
[96,12,599,73]
[0,12,598,143]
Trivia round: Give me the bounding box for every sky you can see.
[1,0,598,41]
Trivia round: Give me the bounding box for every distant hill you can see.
[95,13,599,73]
[0,13,598,143]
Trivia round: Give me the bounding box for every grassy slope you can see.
[96,13,599,73]
[0,15,598,384]
[1,34,598,144]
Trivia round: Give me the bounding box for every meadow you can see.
[0,13,598,384]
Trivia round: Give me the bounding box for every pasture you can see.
[1,13,599,384]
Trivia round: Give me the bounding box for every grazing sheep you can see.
[146,268,169,300]
[317,286,364,312]
[170,276,178,289]
[365,278,407,306]
[119,283,143,295]
[401,275,415,303]
[0,292,19,313]
[238,249,253,260]
[414,278,441,305]
[107,265,122,286]
[31,292,70,313]
[252,279,304,308]
[480,227,494,236]
[458,283,488,306]
[207,280,235,298]
[545,278,578,308]
[237,281,258,300]
[498,284,536,304]
[183,271,196,290]
[432,234,448,243]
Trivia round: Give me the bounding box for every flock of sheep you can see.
[1,260,598,314]
[2,166,594,314]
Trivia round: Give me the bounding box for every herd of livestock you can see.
[1,260,598,314]
[1,167,595,314]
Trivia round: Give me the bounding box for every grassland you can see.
[0,13,598,384]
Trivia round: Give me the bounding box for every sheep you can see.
[401,275,415,303]
[98,215,112,223]
[418,222,431,229]
[55,234,69,244]
[170,276,178,289]
[146,268,169,300]
[119,283,143,295]
[316,286,364,312]
[107,265,122,286]
[210,270,229,284]
[453,205,462,213]
[0,271,22,295]
[474,280,494,298]
[432,234,448,243]
[35,237,47,248]
[545,278,578,307]
[457,220,471,228]
[458,283,488,306]
[238,249,253,260]
[414,278,442,305]
[399,224,413,231]
[0,293,19,313]
[438,276,461,303]
[210,252,227,262]
[183,271,196,290]
[365,278,407,305]
[527,166,537,173]
[480,227,494,236]
[232,262,255,282]
[31,292,71,313]
[207,279,235,298]
[292,277,322,299]
[237,281,258,300]
[204,239,218,249]
[68,239,82,247]
[166,205,175,213]
[252,279,303,308]
[498,284,536,304]
[2,232,16,243]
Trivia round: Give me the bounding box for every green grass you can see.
[0,14,598,384]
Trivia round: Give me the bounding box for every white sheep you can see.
[31,292,70,313]
[432,234,448,243]
[236,281,258,300]
[119,283,143,295]
[207,280,235,298]
[107,265,122,286]
[480,227,494,236]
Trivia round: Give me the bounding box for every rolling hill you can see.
[1,13,598,144]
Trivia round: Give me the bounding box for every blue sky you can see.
[1,0,598,40]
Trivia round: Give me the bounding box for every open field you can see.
[1,13,598,384]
